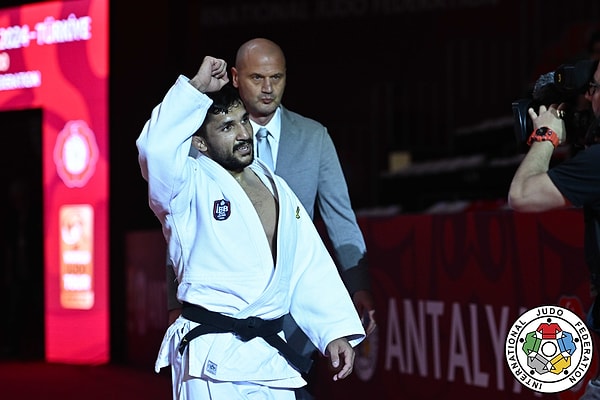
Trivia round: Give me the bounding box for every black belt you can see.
[178,302,313,374]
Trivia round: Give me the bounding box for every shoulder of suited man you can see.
[279,104,328,134]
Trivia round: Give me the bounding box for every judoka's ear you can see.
[192,136,207,152]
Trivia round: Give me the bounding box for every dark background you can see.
[2,0,600,364]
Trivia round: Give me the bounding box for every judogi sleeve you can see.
[136,75,213,219]
[284,185,365,354]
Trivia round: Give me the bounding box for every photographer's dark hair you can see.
[585,116,600,145]
[588,30,600,57]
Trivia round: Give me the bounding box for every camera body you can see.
[512,59,598,149]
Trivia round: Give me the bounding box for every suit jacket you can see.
[274,106,369,293]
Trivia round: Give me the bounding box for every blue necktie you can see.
[256,127,274,171]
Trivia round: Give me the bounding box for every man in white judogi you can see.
[136,56,365,399]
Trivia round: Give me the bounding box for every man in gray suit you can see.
[166,38,376,399]
[231,38,376,399]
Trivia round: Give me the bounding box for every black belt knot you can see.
[233,316,272,341]
[177,302,312,374]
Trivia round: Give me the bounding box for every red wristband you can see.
[527,127,559,148]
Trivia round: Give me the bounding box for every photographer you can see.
[508,60,600,399]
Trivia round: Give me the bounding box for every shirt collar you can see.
[251,107,281,143]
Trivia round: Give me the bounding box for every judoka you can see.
[136,55,366,399]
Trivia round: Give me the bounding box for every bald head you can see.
[232,38,287,125]
[235,38,286,70]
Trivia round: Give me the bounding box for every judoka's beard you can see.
[206,140,253,172]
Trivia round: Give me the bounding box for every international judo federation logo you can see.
[505,305,593,393]
[213,199,231,221]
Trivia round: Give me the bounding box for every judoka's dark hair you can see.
[193,83,243,137]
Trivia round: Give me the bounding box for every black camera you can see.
[512,59,598,150]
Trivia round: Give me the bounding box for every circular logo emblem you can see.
[53,120,99,188]
[505,305,593,393]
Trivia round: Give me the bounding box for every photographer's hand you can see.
[528,103,567,144]
[509,103,570,212]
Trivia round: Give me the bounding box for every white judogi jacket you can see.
[137,76,365,388]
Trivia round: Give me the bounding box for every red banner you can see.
[314,209,595,399]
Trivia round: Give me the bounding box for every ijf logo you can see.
[505,305,593,393]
